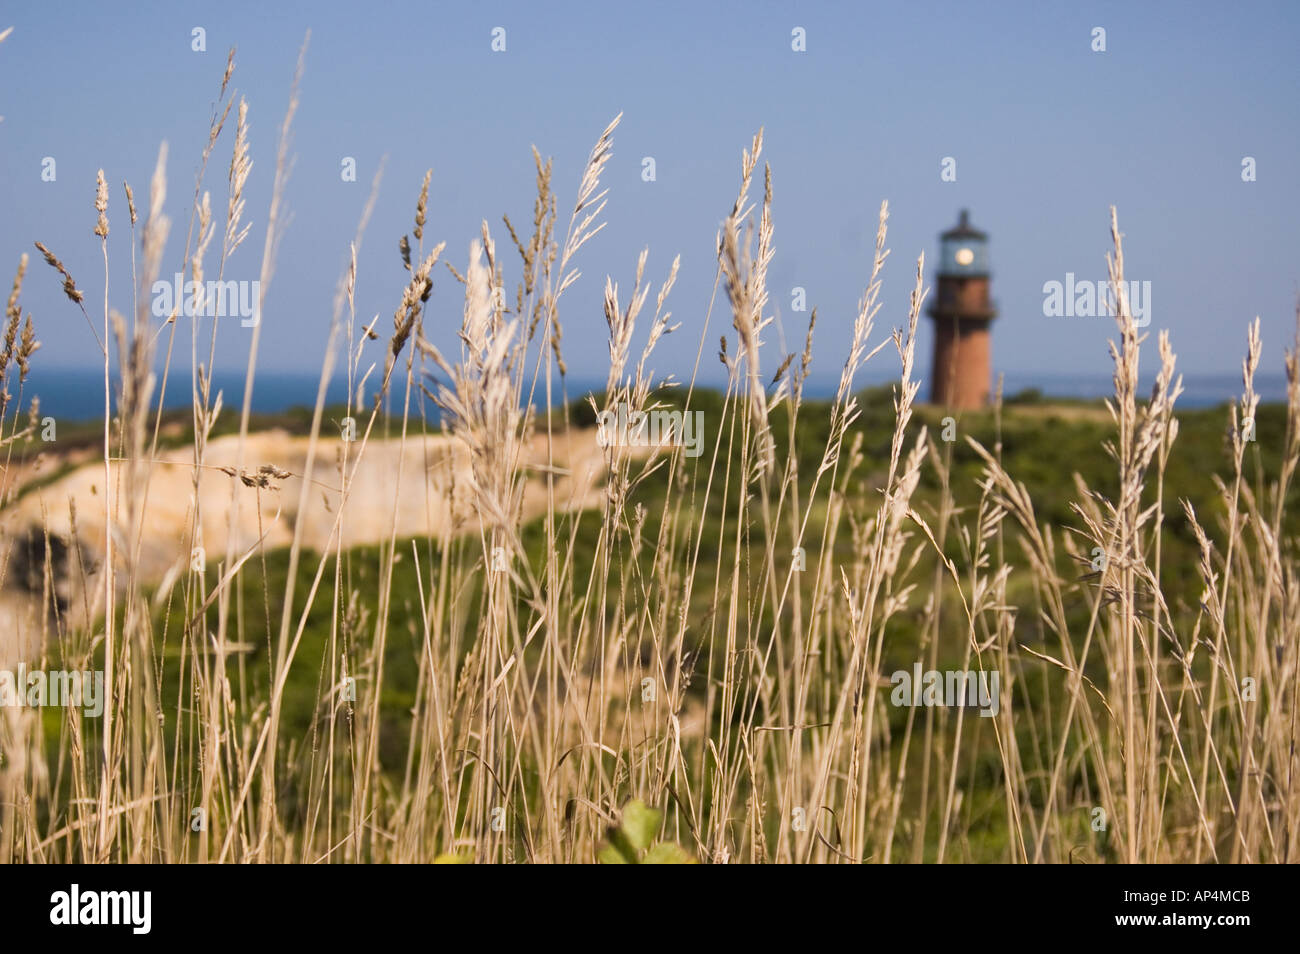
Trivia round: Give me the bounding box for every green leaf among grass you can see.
[598,800,696,864]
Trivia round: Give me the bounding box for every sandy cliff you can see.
[0,426,614,665]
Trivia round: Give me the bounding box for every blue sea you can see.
[16,365,1288,422]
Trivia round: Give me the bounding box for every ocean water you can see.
[21,366,358,421]
[19,366,610,422]
[989,370,1288,409]
[16,365,1287,422]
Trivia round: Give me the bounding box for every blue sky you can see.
[1,0,1297,394]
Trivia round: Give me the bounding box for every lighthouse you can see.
[928,210,996,409]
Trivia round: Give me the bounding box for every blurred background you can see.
[1,0,1296,415]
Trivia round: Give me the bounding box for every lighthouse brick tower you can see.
[928,210,996,409]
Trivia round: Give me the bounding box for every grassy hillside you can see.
[89,388,1289,862]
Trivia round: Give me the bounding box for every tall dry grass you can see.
[0,44,1297,863]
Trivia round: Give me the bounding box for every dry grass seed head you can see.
[225,99,253,258]
[123,182,137,227]
[93,169,109,239]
